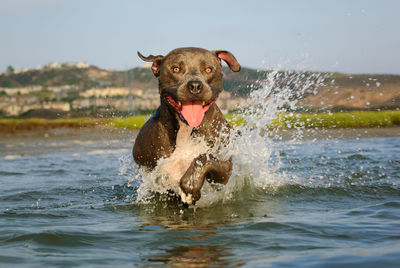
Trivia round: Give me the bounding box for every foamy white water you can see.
[227,70,327,188]
[131,69,327,206]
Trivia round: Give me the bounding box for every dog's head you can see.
[138,47,240,127]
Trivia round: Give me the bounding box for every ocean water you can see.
[1,127,399,267]
[1,70,400,267]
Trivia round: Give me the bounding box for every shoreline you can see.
[0,111,399,133]
[1,126,399,142]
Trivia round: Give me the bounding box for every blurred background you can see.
[0,0,399,119]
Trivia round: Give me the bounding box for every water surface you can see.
[1,127,399,267]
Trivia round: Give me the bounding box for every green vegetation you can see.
[34,88,52,102]
[228,110,400,129]
[276,110,400,129]
[0,116,149,132]
[6,66,14,73]
[1,111,399,133]
[60,90,81,103]
[108,115,149,129]
[1,79,12,88]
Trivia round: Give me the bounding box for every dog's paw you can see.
[178,188,194,205]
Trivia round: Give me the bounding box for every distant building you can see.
[46,62,61,69]
[14,68,30,74]
[0,86,42,95]
[64,61,90,68]
[42,101,71,112]
[0,96,72,116]
[79,87,149,98]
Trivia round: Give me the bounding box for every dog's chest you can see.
[158,122,208,189]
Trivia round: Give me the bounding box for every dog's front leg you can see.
[179,154,232,205]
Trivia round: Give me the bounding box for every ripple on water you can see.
[346,154,371,160]
[0,170,25,176]
[6,232,96,247]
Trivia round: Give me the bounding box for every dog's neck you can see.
[159,99,179,126]
[176,120,193,148]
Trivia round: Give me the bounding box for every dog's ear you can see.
[213,50,241,72]
[137,51,164,77]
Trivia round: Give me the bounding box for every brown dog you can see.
[133,47,240,205]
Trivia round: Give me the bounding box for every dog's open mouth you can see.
[166,96,216,127]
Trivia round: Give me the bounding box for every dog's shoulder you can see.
[133,108,176,169]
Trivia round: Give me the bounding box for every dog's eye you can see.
[172,67,180,73]
[205,67,213,73]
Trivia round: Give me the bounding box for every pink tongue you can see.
[181,101,205,127]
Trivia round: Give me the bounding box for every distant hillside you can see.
[1,63,399,113]
[0,64,257,94]
[301,73,400,111]
[0,65,156,91]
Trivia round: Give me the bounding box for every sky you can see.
[1,0,399,74]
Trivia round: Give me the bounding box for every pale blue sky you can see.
[1,0,399,74]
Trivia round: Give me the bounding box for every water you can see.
[1,127,399,267]
[1,70,400,266]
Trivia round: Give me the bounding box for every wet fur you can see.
[133,47,240,205]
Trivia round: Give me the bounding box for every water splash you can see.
[194,70,327,206]
[130,69,327,207]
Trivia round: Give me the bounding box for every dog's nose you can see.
[187,80,203,94]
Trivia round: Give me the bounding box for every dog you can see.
[133,47,241,205]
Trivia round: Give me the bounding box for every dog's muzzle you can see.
[187,80,203,95]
